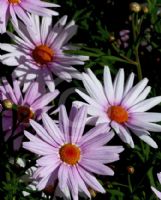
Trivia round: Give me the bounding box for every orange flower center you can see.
[17,106,35,123]
[32,45,54,65]
[8,0,20,4]
[108,106,128,123]
[59,144,81,165]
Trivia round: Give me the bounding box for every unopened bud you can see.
[88,188,97,198]
[127,166,135,174]
[142,5,149,14]
[2,99,13,109]
[109,35,115,42]
[129,2,141,13]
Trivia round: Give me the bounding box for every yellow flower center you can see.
[17,106,35,123]
[108,106,128,123]
[32,45,54,65]
[8,0,20,4]
[59,144,81,165]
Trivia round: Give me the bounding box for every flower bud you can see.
[2,99,13,109]
[142,5,149,14]
[109,35,115,43]
[129,2,141,13]
[127,166,135,174]
[88,188,97,198]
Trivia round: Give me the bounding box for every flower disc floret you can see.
[17,106,35,123]
[8,0,20,4]
[59,144,81,165]
[108,106,128,123]
[32,45,54,65]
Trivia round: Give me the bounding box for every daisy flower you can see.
[23,105,124,200]
[0,0,59,34]
[0,14,89,92]
[0,78,59,150]
[75,66,161,148]
[151,172,161,199]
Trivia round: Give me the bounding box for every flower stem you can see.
[132,13,143,80]
[134,44,143,80]
[128,174,133,193]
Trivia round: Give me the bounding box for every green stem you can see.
[135,44,143,80]
[131,13,143,80]
[132,13,137,41]
[112,182,129,188]
[128,174,133,193]
[112,43,137,65]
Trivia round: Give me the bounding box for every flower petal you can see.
[129,96,161,112]
[104,66,114,104]
[113,68,124,104]
[42,113,65,145]
[78,166,105,193]
[80,159,114,175]
[122,78,148,108]
[71,106,87,143]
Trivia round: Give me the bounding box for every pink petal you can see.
[71,105,87,143]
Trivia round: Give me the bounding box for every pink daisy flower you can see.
[75,66,161,148]
[0,78,59,150]
[0,0,59,34]
[151,172,161,199]
[0,14,89,92]
[23,105,124,199]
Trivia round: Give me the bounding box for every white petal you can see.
[118,124,134,148]
[127,123,158,148]
[151,186,161,199]
[129,119,161,132]
[123,72,135,97]
[82,72,108,107]
[113,68,124,104]
[111,121,120,133]
[129,96,161,112]
[122,78,148,108]
[41,16,52,44]
[104,66,114,104]
[158,173,161,184]
[129,86,151,106]
[131,112,161,122]
[75,89,105,110]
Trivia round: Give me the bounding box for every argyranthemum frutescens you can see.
[23,105,124,200]
[0,78,59,150]
[75,66,161,148]
[0,0,59,34]
[0,14,89,92]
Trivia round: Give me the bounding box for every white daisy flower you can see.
[75,66,161,148]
